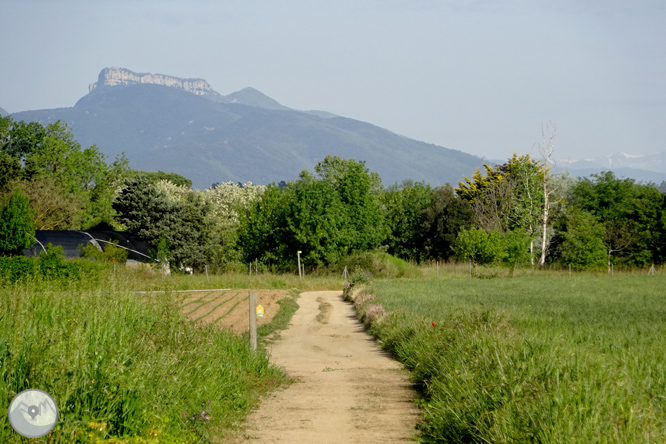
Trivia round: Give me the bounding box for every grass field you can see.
[361,274,666,443]
[133,268,347,292]
[0,271,296,443]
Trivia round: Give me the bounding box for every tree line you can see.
[2,116,665,273]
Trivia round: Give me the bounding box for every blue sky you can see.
[1,0,664,161]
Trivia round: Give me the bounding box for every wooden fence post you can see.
[249,292,257,351]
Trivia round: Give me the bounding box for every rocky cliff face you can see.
[89,67,215,96]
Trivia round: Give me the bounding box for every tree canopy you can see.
[0,188,36,256]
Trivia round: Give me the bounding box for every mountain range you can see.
[7,67,666,188]
[10,68,484,189]
[564,152,666,184]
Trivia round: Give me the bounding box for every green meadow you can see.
[364,274,666,443]
[0,268,301,443]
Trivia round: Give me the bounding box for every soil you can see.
[229,290,420,443]
[179,289,289,335]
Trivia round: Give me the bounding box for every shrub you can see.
[350,266,373,286]
[103,242,129,263]
[335,251,422,279]
[0,255,36,282]
[80,242,104,260]
[39,243,66,278]
[0,187,35,255]
[80,240,129,264]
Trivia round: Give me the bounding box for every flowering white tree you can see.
[154,179,266,265]
[200,181,266,228]
[154,180,265,227]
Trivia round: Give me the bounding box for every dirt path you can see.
[231,290,419,443]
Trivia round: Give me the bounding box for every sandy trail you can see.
[232,290,419,443]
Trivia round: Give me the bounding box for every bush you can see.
[0,244,110,284]
[103,242,129,263]
[39,244,67,278]
[81,241,129,264]
[350,266,373,286]
[80,242,104,261]
[335,251,422,279]
[0,255,36,282]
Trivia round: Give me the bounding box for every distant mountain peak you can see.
[86,67,291,111]
[89,67,217,97]
[14,67,488,188]
[224,87,289,111]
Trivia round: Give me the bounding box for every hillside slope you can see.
[13,70,485,188]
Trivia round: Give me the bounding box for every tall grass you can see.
[417,260,666,279]
[131,267,346,293]
[129,251,422,293]
[365,275,666,443]
[0,272,287,443]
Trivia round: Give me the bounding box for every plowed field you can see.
[179,289,289,334]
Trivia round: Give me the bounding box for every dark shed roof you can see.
[25,231,154,262]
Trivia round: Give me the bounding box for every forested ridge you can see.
[2,115,665,273]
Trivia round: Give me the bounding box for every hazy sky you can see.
[1,0,664,161]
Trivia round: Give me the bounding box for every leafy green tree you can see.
[284,179,346,265]
[11,175,86,229]
[502,229,532,277]
[82,154,131,230]
[0,188,36,256]
[556,207,606,270]
[454,227,505,276]
[655,194,666,264]
[0,151,22,191]
[420,184,473,261]
[237,185,290,266]
[0,117,47,162]
[313,155,382,194]
[133,170,193,188]
[311,156,386,251]
[572,171,663,266]
[381,180,432,262]
[153,178,265,267]
[113,175,213,270]
[23,121,109,194]
[238,157,386,268]
[456,163,505,204]
[1,117,130,230]
[457,154,547,264]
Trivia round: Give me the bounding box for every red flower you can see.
[432,322,436,327]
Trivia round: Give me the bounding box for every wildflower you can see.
[432,322,436,327]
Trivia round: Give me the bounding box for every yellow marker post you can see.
[256,305,264,317]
